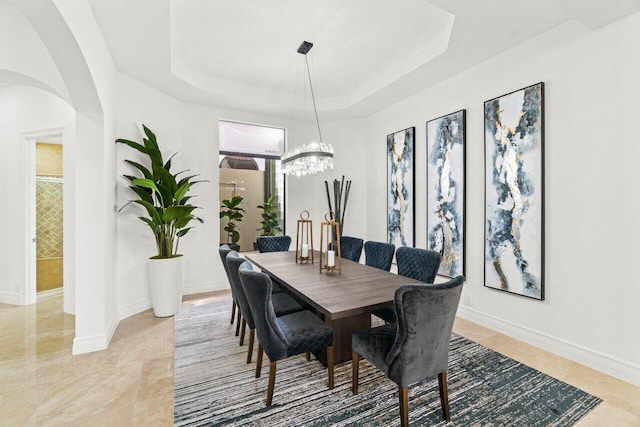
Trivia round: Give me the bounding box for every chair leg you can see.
[235,310,242,336]
[352,350,360,395]
[305,352,311,361]
[398,386,409,427]
[266,361,277,406]
[327,346,334,390]
[239,320,246,346]
[438,372,451,421]
[256,344,263,378]
[246,328,255,364]
[230,300,236,324]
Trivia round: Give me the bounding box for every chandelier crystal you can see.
[282,41,334,177]
[282,142,334,176]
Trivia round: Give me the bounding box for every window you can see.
[219,121,285,252]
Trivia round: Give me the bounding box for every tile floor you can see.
[1,290,638,426]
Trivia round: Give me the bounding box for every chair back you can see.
[386,276,465,387]
[238,266,289,361]
[226,251,255,328]
[364,241,395,271]
[340,236,364,262]
[396,247,441,283]
[219,245,235,300]
[256,236,292,253]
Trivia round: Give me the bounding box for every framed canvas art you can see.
[484,82,544,300]
[427,110,466,278]
[387,127,415,248]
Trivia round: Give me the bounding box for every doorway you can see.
[35,142,64,294]
[22,129,70,312]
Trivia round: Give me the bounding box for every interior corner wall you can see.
[363,15,640,384]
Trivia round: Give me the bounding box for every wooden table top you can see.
[245,251,423,320]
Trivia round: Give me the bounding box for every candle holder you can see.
[295,210,314,263]
[319,211,342,274]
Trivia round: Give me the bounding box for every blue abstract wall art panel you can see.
[387,127,415,248]
[427,110,466,278]
[484,82,544,300]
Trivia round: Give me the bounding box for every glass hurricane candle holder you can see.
[295,210,314,264]
[319,211,341,274]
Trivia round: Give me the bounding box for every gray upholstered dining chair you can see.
[364,241,397,323]
[226,251,303,363]
[238,264,335,407]
[352,275,465,426]
[256,235,291,253]
[396,246,442,283]
[218,244,239,333]
[340,236,364,262]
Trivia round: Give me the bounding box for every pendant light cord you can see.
[305,55,323,144]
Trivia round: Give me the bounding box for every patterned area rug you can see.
[174,301,601,426]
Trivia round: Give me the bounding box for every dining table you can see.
[245,250,423,365]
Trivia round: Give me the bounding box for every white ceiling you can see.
[88,0,640,119]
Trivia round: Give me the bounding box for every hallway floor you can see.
[1,291,638,426]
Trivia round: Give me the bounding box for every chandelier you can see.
[282,41,334,177]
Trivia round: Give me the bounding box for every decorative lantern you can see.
[295,210,314,263]
[319,211,342,274]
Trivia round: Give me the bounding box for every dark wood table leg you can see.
[315,313,371,366]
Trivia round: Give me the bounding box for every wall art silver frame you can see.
[387,127,415,248]
[484,82,544,300]
[427,110,466,278]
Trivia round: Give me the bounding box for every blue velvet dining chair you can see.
[396,246,442,283]
[256,235,291,253]
[364,241,395,271]
[340,236,364,262]
[239,265,335,406]
[364,241,397,323]
[352,275,465,426]
[218,244,239,332]
[226,252,303,363]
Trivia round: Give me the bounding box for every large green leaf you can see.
[143,125,159,149]
[177,227,193,237]
[174,215,194,229]
[153,165,178,195]
[124,160,153,180]
[156,182,173,208]
[129,186,153,204]
[132,178,159,193]
[174,182,190,202]
[164,205,197,222]
[134,200,162,224]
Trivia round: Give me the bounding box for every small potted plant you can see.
[116,125,204,317]
[257,195,282,236]
[220,195,244,251]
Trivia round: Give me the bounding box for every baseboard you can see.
[457,305,640,386]
[0,291,23,305]
[37,288,63,297]
[63,301,75,315]
[118,299,152,321]
[72,312,119,355]
[183,280,229,296]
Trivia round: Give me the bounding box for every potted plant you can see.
[220,195,244,251]
[257,195,282,236]
[116,125,204,317]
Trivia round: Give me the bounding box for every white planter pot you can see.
[148,256,184,317]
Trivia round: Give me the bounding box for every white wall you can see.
[286,118,369,252]
[365,17,640,384]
